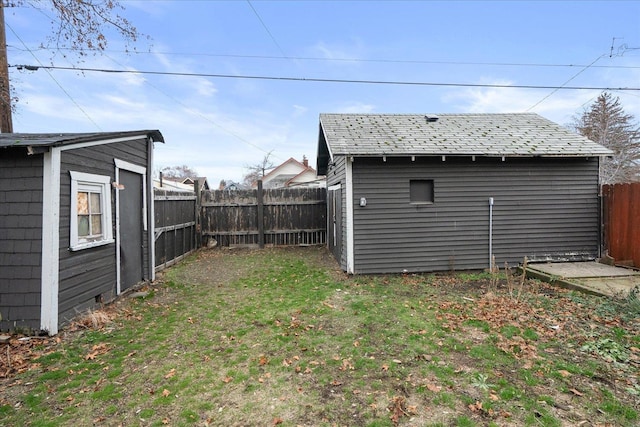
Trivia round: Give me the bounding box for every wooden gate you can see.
[154,188,198,271]
[602,183,640,268]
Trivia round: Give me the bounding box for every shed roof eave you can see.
[331,152,611,159]
[0,130,165,148]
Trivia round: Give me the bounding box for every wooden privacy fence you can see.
[602,182,640,268]
[154,188,198,272]
[200,184,327,248]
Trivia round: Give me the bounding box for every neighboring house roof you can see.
[153,178,194,192]
[0,130,164,153]
[286,168,320,186]
[223,181,242,191]
[318,113,612,174]
[261,157,319,188]
[182,177,210,191]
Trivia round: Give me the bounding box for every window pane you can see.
[410,180,434,203]
[78,215,90,236]
[77,192,89,214]
[90,193,102,214]
[91,214,102,235]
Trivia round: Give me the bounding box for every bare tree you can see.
[242,151,274,187]
[1,1,145,131]
[9,0,142,57]
[158,165,199,181]
[572,92,640,184]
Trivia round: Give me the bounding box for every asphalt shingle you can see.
[319,113,612,157]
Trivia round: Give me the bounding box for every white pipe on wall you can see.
[489,197,494,269]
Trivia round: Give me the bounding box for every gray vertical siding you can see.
[0,150,43,331]
[58,139,149,325]
[350,156,600,274]
[326,156,348,271]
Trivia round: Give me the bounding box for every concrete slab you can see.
[525,262,640,298]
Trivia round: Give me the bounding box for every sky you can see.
[5,0,640,186]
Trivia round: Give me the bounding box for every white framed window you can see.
[69,171,114,251]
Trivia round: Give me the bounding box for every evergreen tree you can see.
[574,92,640,184]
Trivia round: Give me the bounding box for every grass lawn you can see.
[1,246,639,426]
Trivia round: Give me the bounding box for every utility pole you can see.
[0,2,12,133]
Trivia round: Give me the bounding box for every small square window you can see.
[410,179,434,204]
[70,171,114,250]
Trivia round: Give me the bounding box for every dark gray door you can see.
[119,170,143,291]
[328,188,342,262]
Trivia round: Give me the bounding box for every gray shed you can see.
[316,113,612,274]
[0,131,164,334]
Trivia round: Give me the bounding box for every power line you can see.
[6,26,102,130]
[246,0,289,60]
[527,54,605,112]
[101,53,279,159]
[9,46,640,70]
[12,64,640,91]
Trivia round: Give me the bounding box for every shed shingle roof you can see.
[0,130,164,149]
[319,113,612,157]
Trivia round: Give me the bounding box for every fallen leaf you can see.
[389,396,408,425]
[381,364,389,372]
[558,370,571,378]
[272,417,283,425]
[162,389,170,397]
[569,388,583,396]
[426,383,441,392]
[222,376,233,383]
[259,356,269,366]
[468,401,483,412]
[85,343,109,360]
[164,368,176,379]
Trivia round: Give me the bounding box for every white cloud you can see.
[195,79,218,97]
[292,104,308,117]
[442,79,607,125]
[333,101,376,114]
[310,40,366,65]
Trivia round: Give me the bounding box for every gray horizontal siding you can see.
[57,139,148,326]
[351,156,599,273]
[0,150,43,332]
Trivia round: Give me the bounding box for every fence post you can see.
[257,180,265,248]
[195,180,202,249]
